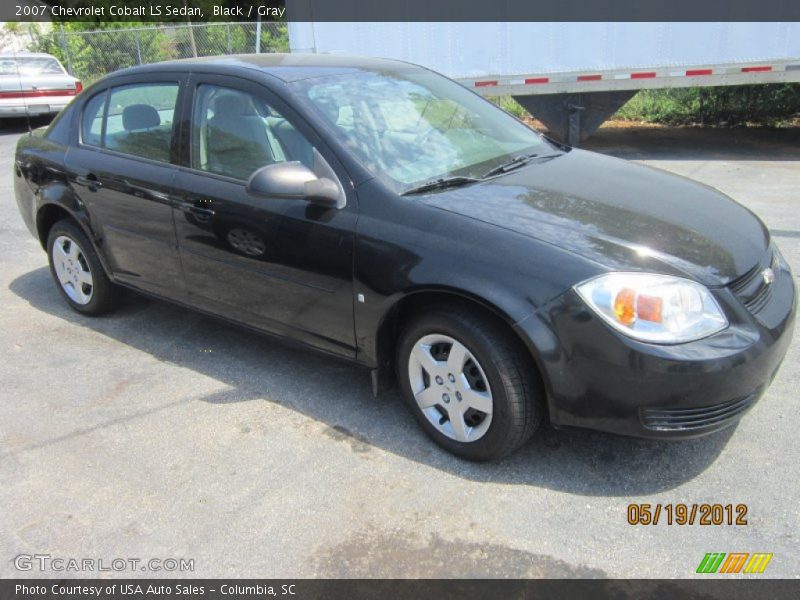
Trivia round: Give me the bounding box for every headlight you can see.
[574,272,728,344]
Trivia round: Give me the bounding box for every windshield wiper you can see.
[481,152,564,179]
[481,153,538,179]
[401,176,480,196]
[402,152,564,196]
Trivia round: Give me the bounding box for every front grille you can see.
[728,250,778,316]
[640,393,758,431]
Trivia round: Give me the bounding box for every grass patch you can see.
[491,84,800,127]
[489,95,529,120]
[615,84,800,126]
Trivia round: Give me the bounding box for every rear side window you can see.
[80,83,179,163]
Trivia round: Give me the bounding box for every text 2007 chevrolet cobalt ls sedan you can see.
[14,55,796,460]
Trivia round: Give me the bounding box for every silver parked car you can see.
[0,52,82,118]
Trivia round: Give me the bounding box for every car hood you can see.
[419,149,768,286]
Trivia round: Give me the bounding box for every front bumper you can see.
[515,252,796,439]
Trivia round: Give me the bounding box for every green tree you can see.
[30,22,172,83]
[172,22,288,58]
[28,20,288,84]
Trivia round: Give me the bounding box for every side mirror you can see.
[246,161,341,208]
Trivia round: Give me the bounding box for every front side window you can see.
[292,68,553,192]
[85,83,179,163]
[191,84,315,181]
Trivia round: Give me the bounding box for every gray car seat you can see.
[207,94,275,180]
[108,104,171,162]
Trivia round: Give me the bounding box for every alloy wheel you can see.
[407,333,493,442]
[52,235,94,305]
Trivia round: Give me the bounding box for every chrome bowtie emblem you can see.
[761,267,775,285]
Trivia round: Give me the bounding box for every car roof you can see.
[110,53,420,82]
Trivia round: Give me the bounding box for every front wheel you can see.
[397,307,542,461]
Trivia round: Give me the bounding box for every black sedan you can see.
[14,54,796,460]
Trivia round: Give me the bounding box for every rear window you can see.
[0,56,64,76]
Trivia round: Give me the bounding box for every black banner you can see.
[5,0,800,23]
[2,580,800,600]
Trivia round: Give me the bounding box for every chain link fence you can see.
[22,22,289,84]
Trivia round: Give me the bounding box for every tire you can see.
[46,219,120,316]
[396,306,542,461]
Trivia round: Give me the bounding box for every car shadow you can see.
[0,115,54,134]
[9,267,736,496]
[584,126,800,161]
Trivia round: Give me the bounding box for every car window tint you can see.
[103,83,179,163]
[81,91,106,147]
[191,84,315,181]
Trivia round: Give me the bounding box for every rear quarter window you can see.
[80,92,106,147]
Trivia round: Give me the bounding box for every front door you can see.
[171,76,357,357]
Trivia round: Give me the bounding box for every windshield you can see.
[0,56,65,76]
[291,68,551,192]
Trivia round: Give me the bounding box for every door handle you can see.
[176,202,215,217]
[75,174,102,191]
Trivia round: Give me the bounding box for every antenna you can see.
[12,49,33,135]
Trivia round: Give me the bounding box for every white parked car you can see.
[0,52,82,118]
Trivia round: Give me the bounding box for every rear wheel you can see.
[397,306,542,461]
[47,219,120,315]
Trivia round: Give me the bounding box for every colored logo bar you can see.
[697,553,773,574]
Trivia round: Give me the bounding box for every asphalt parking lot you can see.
[1,119,798,579]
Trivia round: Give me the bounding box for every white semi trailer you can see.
[288,22,800,144]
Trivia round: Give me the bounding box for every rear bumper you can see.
[515,255,796,439]
[0,100,70,117]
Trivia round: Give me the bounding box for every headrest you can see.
[213,94,250,117]
[122,104,160,131]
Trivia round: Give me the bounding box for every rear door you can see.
[65,74,187,298]
[170,74,358,357]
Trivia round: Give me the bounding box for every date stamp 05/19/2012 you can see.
[627,503,749,526]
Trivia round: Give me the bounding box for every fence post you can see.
[135,30,143,64]
[187,20,198,57]
[227,23,232,54]
[59,24,74,76]
[255,16,262,54]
